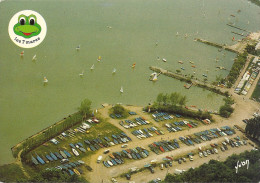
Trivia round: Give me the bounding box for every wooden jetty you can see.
[226,23,251,33]
[195,38,240,54]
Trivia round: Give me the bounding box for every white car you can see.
[121,144,128,148]
[111,178,118,183]
[199,152,203,158]
[213,148,218,154]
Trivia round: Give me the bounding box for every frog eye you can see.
[19,17,26,25]
[29,17,35,25]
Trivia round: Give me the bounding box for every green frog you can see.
[13,14,41,38]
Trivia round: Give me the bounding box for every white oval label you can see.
[8,10,47,48]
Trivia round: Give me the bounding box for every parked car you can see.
[103,149,110,154]
[213,148,218,154]
[207,149,211,155]
[203,151,207,157]
[178,159,182,164]
[182,157,186,162]
[125,174,131,180]
[199,152,203,158]
[189,155,193,161]
[160,163,164,170]
[149,166,155,173]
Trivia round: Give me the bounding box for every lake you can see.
[0,0,259,164]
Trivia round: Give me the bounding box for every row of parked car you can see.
[131,127,163,139]
[149,139,180,154]
[119,117,151,129]
[83,132,132,152]
[152,112,174,122]
[103,146,150,168]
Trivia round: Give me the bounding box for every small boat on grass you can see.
[31,155,39,165]
[59,150,67,159]
[45,154,53,162]
[54,152,63,159]
[50,152,58,160]
[132,63,136,68]
[90,64,94,70]
[72,148,79,156]
[79,147,86,153]
[63,150,72,158]
[150,72,158,81]
[76,45,80,51]
[162,58,167,62]
[181,67,185,70]
[73,168,81,175]
[35,153,45,164]
[120,86,123,93]
[178,61,183,64]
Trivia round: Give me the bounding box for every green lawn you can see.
[23,117,122,171]
[251,78,260,102]
[0,163,26,182]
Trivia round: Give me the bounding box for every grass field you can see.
[0,163,26,182]
[251,78,260,102]
[23,116,122,171]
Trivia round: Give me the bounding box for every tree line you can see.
[226,52,248,88]
[147,92,212,120]
[219,97,234,118]
[245,116,260,141]
[163,150,260,182]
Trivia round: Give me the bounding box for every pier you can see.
[149,66,229,97]
[226,23,251,33]
[195,38,240,53]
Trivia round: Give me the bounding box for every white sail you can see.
[79,71,84,76]
[152,74,158,81]
[32,54,37,61]
[91,64,94,70]
[112,68,116,73]
[120,86,123,93]
[76,45,80,50]
[43,76,48,83]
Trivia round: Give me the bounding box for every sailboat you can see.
[162,58,167,62]
[20,51,24,57]
[43,76,48,83]
[32,54,37,61]
[132,63,136,68]
[112,68,116,74]
[79,71,84,77]
[97,56,101,62]
[90,64,94,70]
[76,45,80,50]
[176,32,179,36]
[120,86,123,93]
[152,74,158,81]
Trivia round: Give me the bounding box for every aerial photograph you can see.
[0,0,259,182]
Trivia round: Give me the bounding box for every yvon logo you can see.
[8,10,47,48]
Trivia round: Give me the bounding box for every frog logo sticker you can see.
[8,10,47,48]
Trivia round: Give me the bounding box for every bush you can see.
[164,150,260,182]
[111,104,129,118]
[219,97,234,118]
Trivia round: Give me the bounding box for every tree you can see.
[78,99,92,119]
[162,93,169,105]
[170,92,180,106]
[112,104,126,115]
[22,169,88,182]
[156,93,164,105]
[178,96,187,106]
[245,116,260,139]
